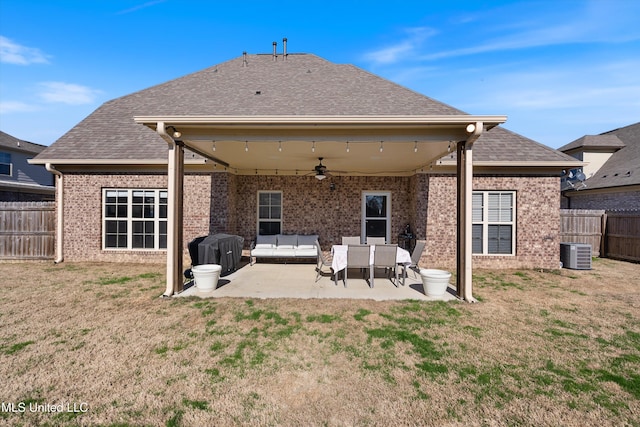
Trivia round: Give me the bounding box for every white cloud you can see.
[363,27,437,65]
[0,36,50,65]
[0,100,40,114]
[38,82,102,105]
[115,0,167,15]
[366,1,640,64]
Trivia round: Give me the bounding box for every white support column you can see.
[457,122,482,302]
[159,123,184,297]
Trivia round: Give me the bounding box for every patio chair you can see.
[342,236,361,245]
[402,239,427,285]
[343,244,371,287]
[372,244,399,288]
[366,236,386,245]
[315,240,337,285]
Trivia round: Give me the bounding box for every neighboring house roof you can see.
[563,122,640,190]
[0,130,48,154]
[558,134,625,152]
[34,53,574,166]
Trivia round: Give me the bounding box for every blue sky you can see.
[1,0,639,149]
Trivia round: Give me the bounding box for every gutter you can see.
[45,163,64,264]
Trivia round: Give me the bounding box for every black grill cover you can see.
[188,234,245,277]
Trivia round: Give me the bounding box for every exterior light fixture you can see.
[166,126,181,139]
[245,141,249,152]
[311,141,315,153]
[346,141,350,153]
[212,141,216,151]
[278,141,282,152]
[379,141,384,152]
[414,141,418,153]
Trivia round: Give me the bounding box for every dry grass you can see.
[0,258,638,426]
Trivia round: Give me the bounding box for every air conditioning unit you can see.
[560,243,592,270]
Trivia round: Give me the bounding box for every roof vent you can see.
[283,37,287,60]
[242,51,248,67]
[272,41,277,61]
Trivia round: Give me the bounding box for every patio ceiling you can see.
[135,115,507,176]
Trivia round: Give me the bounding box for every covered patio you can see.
[177,260,458,301]
[134,115,507,302]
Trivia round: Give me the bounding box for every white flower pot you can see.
[191,264,222,291]
[420,269,451,297]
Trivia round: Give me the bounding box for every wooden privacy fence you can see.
[0,201,55,260]
[560,209,640,262]
[605,211,640,262]
[560,209,605,257]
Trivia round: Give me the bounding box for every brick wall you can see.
[424,175,561,270]
[61,171,561,270]
[232,174,412,247]
[62,173,211,263]
[565,189,640,210]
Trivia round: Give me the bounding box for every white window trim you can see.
[102,188,168,251]
[361,191,392,243]
[257,190,283,235]
[472,190,516,256]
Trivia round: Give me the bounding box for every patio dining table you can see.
[331,244,412,274]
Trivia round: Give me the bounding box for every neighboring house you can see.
[31,47,580,299]
[0,131,54,201]
[559,122,640,210]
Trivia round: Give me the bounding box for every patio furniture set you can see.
[191,234,450,297]
[316,237,428,288]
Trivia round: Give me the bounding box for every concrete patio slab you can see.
[177,262,458,301]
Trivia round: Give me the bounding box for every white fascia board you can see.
[29,158,207,166]
[134,115,508,127]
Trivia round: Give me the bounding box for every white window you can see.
[257,191,282,235]
[103,189,168,250]
[0,152,11,176]
[362,192,391,243]
[472,191,516,255]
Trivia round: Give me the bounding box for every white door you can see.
[362,192,391,243]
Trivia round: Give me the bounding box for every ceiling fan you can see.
[307,157,348,180]
[313,157,329,180]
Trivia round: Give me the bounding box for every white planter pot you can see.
[191,264,222,291]
[420,269,451,297]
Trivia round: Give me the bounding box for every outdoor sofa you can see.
[250,234,319,265]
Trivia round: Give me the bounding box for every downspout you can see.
[457,122,483,302]
[45,163,64,264]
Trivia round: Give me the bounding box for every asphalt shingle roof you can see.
[570,122,640,190]
[0,130,47,154]
[558,134,625,152]
[35,53,573,164]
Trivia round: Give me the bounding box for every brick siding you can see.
[425,175,561,270]
[62,173,211,263]
[564,189,640,210]
[61,171,561,270]
[230,175,412,247]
